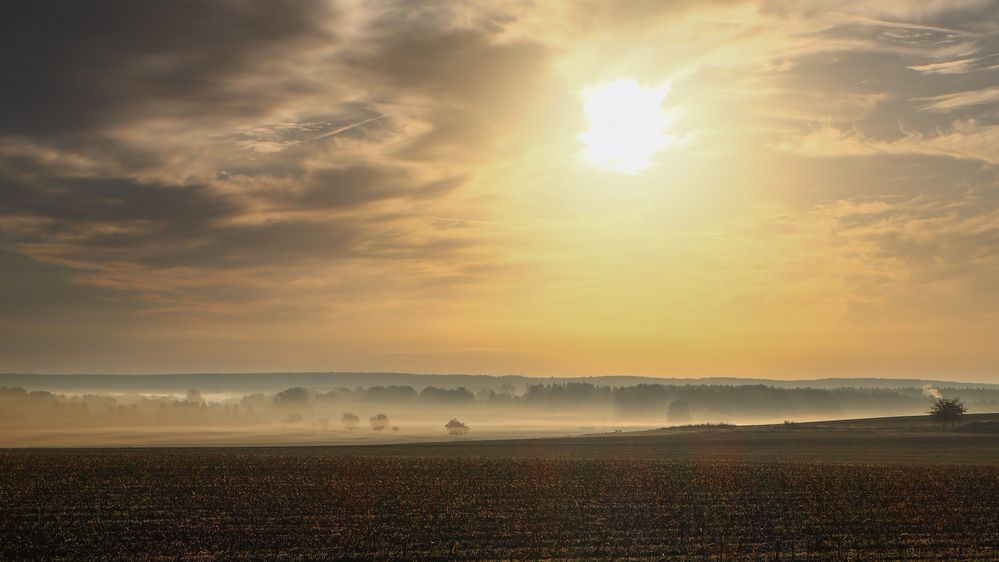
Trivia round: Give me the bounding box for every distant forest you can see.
[3,381,998,430]
[517,383,999,420]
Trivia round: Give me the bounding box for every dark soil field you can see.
[3,420,999,560]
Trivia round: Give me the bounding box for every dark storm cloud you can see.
[0,0,333,136]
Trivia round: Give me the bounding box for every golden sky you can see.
[2,1,998,380]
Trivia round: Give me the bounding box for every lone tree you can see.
[370,413,391,432]
[445,418,470,436]
[929,397,966,430]
[341,412,360,431]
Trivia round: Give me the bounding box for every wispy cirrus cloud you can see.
[916,85,999,111]
[908,53,999,74]
[775,120,999,164]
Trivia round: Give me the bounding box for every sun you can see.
[579,79,673,174]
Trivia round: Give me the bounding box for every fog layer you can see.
[3,375,998,446]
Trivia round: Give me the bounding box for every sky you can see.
[1,0,998,381]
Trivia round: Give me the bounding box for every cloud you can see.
[791,181,999,305]
[0,0,544,297]
[776,120,999,164]
[0,176,235,226]
[916,86,999,112]
[0,0,335,137]
[908,53,999,75]
[257,166,466,211]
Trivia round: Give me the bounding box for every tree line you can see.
[3,382,997,429]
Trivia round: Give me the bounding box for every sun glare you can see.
[579,79,673,174]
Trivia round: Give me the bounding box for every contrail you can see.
[424,216,497,226]
[311,113,388,142]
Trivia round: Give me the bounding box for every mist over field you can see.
[3,373,998,447]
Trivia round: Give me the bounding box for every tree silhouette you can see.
[273,387,309,407]
[445,418,470,436]
[370,413,391,432]
[928,397,966,430]
[185,388,203,404]
[341,412,359,431]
